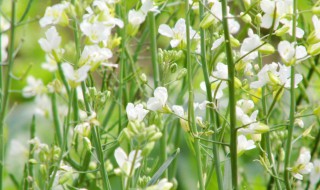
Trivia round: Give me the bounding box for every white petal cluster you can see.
[128,0,158,27]
[147,87,168,111]
[38,26,62,54]
[292,148,314,180]
[146,178,173,190]
[158,18,200,48]
[240,29,261,61]
[260,0,292,29]
[126,103,149,122]
[22,76,46,98]
[61,63,91,87]
[310,159,320,186]
[39,2,70,27]
[114,147,142,176]
[237,135,256,155]
[250,62,303,89]
[278,41,307,64]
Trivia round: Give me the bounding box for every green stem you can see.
[0,2,15,189]
[221,0,237,189]
[185,1,204,189]
[284,0,297,189]
[51,85,63,147]
[28,115,36,189]
[148,12,160,87]
[198,1,223,189]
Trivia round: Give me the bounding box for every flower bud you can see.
[294,119,304,128]
[307,42,320,56]
[142,142,155,156]
[268,71,280,85]
[240,12,252,23]
[275,25,290,37]
[199,13,215,29]
[83,137,92,150]
[230,36,241,47]
[255,13,262,25]
[258,43,275,55]
[176,68,187,80]
[313,106,320,116]
[251,134,261,142]
[254,123,270,133]
[234,77,242,88]
[140,73,148,83]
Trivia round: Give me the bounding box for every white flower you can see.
[158,18,199,48]
[61,63,91,87]
[260,0,292,29]
[210,1,239,34]
[292,148,314,180]
[237,99,254,114]
[22,76,46,98]
[200,79,227,99]
[147,87,168,111]
[74,122,91,137]
[128,0,158,26]
[237,135,256,155]
[194,101,209,110]
[212,62,228,80]
[114,147,142,176]
[80,45,113,68]
[250,62,303,89]
[310,159,320,186]
[1,16,10,31]
[146,178,173,190]
[1,34,9,62]
[80,21,111,43]
[211,36,224,50]
[279,19,304,38]
[278,41,307,64]
[39,2,70,27]
[34,95,51,116]
[38,26,61,53]
[172,105,184,117]
[240,29,261,61]
[126,103,149,122]
[312,15,320,40]
[42,55,58,72]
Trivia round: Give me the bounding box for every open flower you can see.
[61,63,91,87]
[39,2,70,27]
[158,18,199,48]
[250,62,303,89]
[114,147,142,176]
[147,87,168,111]
[260,0,291,29]
[146,178,173,190]
[79,45,114,69]
[278,41,307,65]
[126,103,149,122]
[38,26,61,53]
[291,148,314,180]
[237,135,256,156]
[310,159,320,186]
[172,105,184,117]
[80,21,111,43]
[240,29,261,61]
[22,76,46,98]
[212,62,228,80]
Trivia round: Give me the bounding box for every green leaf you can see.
[147,148,180,186]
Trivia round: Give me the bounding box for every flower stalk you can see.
[198,1,223,189]
[0,2,16,189]
[185,1,205,189]
[284,0,297,189]
[221,0,238,189]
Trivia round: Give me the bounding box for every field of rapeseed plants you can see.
[1,0,320,189]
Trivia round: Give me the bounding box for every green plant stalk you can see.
[284,0,297,189]
[48,89,75,189]
[118,3,127,134]
[221,0,237,189]
[28,115,36,189]
[51,77,63,147]
[57,63,71,96]
[198,1,223,189]
[148,11,167,177]
[256,25,282,189]
[185,1,204,189]
[0,2,15,189]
